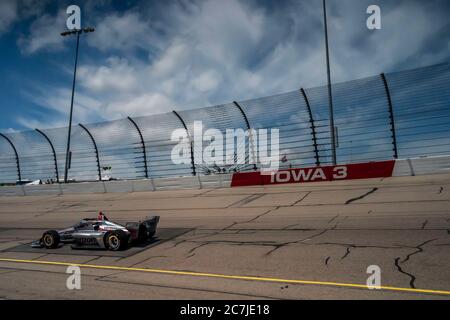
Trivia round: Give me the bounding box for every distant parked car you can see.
[16,179,31,186]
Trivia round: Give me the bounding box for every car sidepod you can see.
[70,230,108,249]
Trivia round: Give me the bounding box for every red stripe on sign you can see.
[230,160,395,187]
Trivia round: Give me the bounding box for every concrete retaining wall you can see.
[0,174,233,197]
[1,155,449,197]
[392,155,450,177]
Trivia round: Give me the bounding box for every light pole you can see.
[61,27,94,183]
[322,0,337,165]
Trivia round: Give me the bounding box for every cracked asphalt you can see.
[0,173,449,299]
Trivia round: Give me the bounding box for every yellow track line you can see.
[0,257,449,296]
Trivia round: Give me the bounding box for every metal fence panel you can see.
[1,62,450,184]
[82,118,144,180]
[2,130,55,182]
[0,138,18,183]
[238,90,317,169]
[386,62,450,158]
[132,112,193,178]
[42,125,99,182]
[178,103,251,175]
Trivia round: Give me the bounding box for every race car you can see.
[31,214,160,251]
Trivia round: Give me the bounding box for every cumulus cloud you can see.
[13,0,450,129]
[15,117,68,131]
[0,0,48,35]
[17,11,66,54]
[191,70,222,92]
[325,0,450,79]
[86,11,159,52]
[0,128,18,134]
[78,57,138,93]
[19,82,102,129]
[0,0,18,34]
[106,93,175,118]
[62,0,325,121]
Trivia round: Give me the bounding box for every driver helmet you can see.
[97,211,108,221]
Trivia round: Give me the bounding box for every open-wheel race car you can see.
[31,214,160,251]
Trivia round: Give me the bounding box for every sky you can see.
[0,0,449,133]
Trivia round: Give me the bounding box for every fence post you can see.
[300,88,320,166]
[35,129,60,183]
[0,133,21,182]
[381,73,399,159]
[172,110,196,176]
[233,101,258,171]
[127,116,149,179]
[78,124,102,181]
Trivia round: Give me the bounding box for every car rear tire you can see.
[42,230,60,249]
[104,230,128,251]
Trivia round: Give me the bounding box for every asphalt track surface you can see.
[0,174,449,299]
